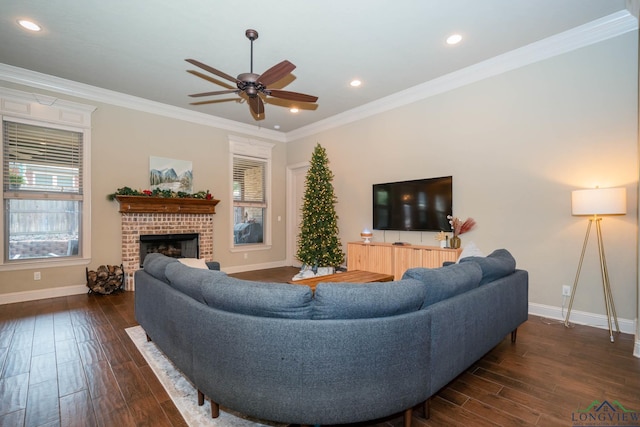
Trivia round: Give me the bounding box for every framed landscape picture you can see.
[149,156,193,193]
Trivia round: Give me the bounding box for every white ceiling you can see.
[0,1,633,135]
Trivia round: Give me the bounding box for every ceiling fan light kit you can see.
[186,29,318,120]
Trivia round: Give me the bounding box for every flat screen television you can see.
[373,176,452,232]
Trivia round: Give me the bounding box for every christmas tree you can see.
[296,144,345,268]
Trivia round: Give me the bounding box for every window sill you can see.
[229,244,272,253]
[0,257,91,272]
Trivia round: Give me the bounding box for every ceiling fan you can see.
[186,29,318,120]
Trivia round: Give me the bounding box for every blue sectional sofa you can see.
[134,250,528,426]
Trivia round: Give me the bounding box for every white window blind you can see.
[3,120,83,195]
[233,156,266,206]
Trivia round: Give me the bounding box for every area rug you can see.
[125,325,276,427]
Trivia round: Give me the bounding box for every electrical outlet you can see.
[34,271,41,280]
[562,285,571,297]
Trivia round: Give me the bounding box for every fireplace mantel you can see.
[115,195,220,214]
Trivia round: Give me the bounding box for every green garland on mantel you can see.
[107,186,213,201]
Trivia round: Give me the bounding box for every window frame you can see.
[0,87,94,270]
[229,136,274,252]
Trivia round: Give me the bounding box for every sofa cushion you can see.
[312,279,427,320]
[165,261,228,303]
[143,253,179,282]
[402,262,483,307]
[201,278,313,319]
[459,249,516,285]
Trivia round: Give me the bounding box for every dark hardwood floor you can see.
[1,266,639,426]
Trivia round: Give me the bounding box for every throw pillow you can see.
[402,262,483,307]
[456,241,484,263]
[178,257,209,269]
[312,279,427,320]
[459,248,516,285]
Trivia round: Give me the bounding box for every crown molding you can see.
[0,64,287,142]
[0,10,634,144]
[285,10,638,142]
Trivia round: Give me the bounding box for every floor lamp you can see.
[564,187,626,342]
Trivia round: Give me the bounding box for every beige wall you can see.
[287,32,639,320]
[0,30,637,325]
[0,84,287,296]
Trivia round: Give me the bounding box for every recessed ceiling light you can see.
[18,19,41,32]
[273,125,280,130]
[290,108,299,113]
[446,34,462,45]
[350,80,362,87]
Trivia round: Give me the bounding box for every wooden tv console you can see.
[347,241,462,280]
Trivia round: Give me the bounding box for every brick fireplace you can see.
[116,195,219,290]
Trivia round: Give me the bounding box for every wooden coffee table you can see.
[288,270,394,292]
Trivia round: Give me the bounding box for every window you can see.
[229,137,273,249]
[0,88,94,266]
[3,120,84,261]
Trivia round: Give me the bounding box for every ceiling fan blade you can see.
[190,98,240,106]
[267,89,318,103]
[185,59,240,84]
[257,60,296,87]
[189,89,239,98]
[187,70,235,89]
[248,96,265,116]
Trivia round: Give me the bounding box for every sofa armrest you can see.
[206,261,220,271]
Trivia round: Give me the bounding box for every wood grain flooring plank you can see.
[497,386,568,423]
[127,394,173,427]
[83,360,120,400]
[77,339,105,365]
[55,339,80,364]
[0,330,13,349]
[101,339,134,366]
[9,329,34,351]
[31,337,55,357]
[54,322,76,342]
[139,365,170,404]
[57,359,87,397]
[2,348,31,378]
[158,400,189,427]
[0,408,25,426]
[73,323,96,343]
[425,396,499,427]
[111,360,153,402]
[92,323,119,344]
[59,389,97,427]
[29,352,57,385]
[461,390,540,425]
[92,396,136,427]
[24,378,59,427]
[0,372,29,416]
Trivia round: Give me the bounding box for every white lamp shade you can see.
[571,187,627,216]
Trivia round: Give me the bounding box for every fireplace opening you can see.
[139,233,199,267]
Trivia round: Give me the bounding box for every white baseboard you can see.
[0,284,89,305]
[222,260,290,275]
[635,339,640,358]
[529,302,636,335]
